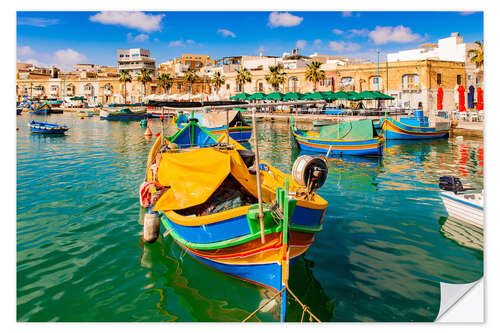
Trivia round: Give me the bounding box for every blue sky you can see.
[16,11,484,71]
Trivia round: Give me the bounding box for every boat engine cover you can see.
[439,176,464,193]
[292,155,328,191]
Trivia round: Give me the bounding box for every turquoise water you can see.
[17,113,483,322]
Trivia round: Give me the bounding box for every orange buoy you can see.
[144,124,152,138]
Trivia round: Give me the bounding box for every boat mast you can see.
[252,108,265,243]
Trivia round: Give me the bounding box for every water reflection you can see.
[438,216,483,252]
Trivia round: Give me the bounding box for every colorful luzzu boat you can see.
[99,108,149,121]
[291,118,383,156]
[28,120,69,134]
[141,119,328,321]
[29,104,51,115]
[382,110,450,140]
[174,110,252,142]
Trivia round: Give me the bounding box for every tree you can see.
[119,70,132,104]
[158,73,174,95]
[468,41,484,69]
[136,69,153,103]
[265,65,287,93]
[184,68,198,101]
[305,61,325,92]
[210,71,225,95]
[236,67,252,93]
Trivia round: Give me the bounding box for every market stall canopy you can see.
[371,91,395,100]
[437,87,444,110]
[230,92,251,100]
[247,92,268,100]
[346,91,361,101]
[283,92,305,101]
[358,91,380,100]
[265,92,286,100]
[333,91,350,100]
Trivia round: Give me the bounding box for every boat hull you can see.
[159,201,325,291]
[383,118,449,140]
[177,124,252,142]
[440,192,484,228]
[292,129,383,156]
[100,109,150,121]
[28,122,69,134]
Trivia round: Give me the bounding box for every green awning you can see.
[283,92,305,101]
[265,92,285,100]
[230,93,251,100]
[358,91,379,100]
[372,91,395,100]
[247,92,267,100]
[346,91,361,101]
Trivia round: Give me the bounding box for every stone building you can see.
[218,59,465,114]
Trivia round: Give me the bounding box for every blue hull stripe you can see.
[165,214,251,244]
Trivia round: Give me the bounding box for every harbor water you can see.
[17,113,483,322]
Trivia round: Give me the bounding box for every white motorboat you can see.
[438,176,484,228]
[440,191,484,228]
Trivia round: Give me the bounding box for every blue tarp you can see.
[324,109,344,115]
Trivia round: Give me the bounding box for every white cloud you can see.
[52,49,88,70]
[268,12,303,28]
[186,39,195,44]
[332,29,344,35]
[256,46,266,54]
[313,39,323,47]
[217,29,236,38]
[347,28,369,37]
[17,46,35,58]
[127,32,149,42]
[342,11,360,18]
[17,45,87,71]
[328,41,361,52]
[153,38,160,42]
[18,17,59,27]
[296,40,307,49]
[369,25,421,44]
[89,11,164,32]
[460,12,476,15]
[169,40,184,47]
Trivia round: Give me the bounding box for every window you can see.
[177,83,182,90]
[457,75,462,85]
[437,73,442,85]
[402,74,419,89]
[258,82,264,92]
[476,77,480,85]
[320,78,334,87]
[226,84,230,90]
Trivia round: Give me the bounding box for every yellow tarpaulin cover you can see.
[154,148,231,211]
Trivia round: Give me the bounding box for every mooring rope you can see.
[242,287,286,322]
[242,284,321,323]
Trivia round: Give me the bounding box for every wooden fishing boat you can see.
[175,110,252,142]
[291,118,383,156]
[99,108,149,121]
[382,111,450,140]
[141,118,329,321]
[77,109,98,118]
[28,120,69,134]
[29,104,51,115]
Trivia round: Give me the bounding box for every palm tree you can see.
[468,41,484,69]
[158,73,174,95]
[136,69,153,103]
[184,68,198,101]
[210,71,225,96]
[305,61,325,92]
[265,65,287,93]
[119,70,132,104]
[236,67,252,93]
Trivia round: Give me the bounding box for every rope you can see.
[242,287,286,322]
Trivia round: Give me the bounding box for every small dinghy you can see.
[28,120,69,134]
[438,176,484,228]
